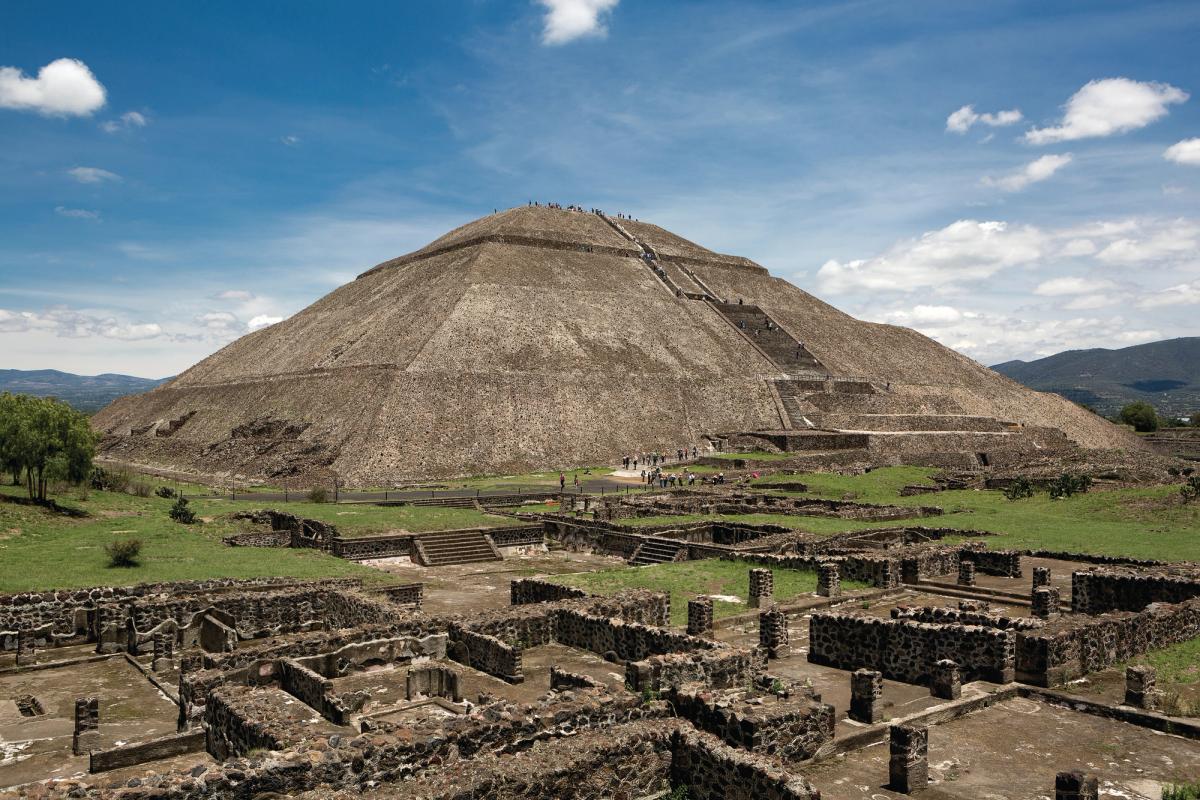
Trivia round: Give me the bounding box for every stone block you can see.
[1032,586,1060,620]
[1055,771,1099,800]
[932,659,961,700]
[758,606,789,659]
[748,569,773,609]
[1125,664,1158,710]
[957,560,976,587]
[849,668,883,723]
[72,697,100,755]
[888,724,928,794]
[687,597,714,637]
[817,562,841,598]
[1032,566,1051,588]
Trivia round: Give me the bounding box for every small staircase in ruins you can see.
[413,529,502,566]
[628,539,686,566]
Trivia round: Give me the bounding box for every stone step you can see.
[413,530,502,566]
[628,540,684,565]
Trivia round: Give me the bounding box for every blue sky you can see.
[2,0,1198,377]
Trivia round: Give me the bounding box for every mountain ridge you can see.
[0,369,170,413]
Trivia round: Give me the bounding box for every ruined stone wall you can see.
[510,578,589,605]
[375,582,423,608]
[628,647,760,692]
[584,590,672,627]
[448,625,523,683]
[726,552,897,588]
[555,608,717,662]
[1015,598,1200,686]
[203,685,299,761]
[276,658,348,725]
[1072,569,1200,614]
[670,686,835,761]
[670,728,822,800]
[808,612,1015,684]
[966,549,1023,577]
[892,605,1043,631]
[329,533,412,560]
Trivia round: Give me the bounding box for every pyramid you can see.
[92,206,1142,484]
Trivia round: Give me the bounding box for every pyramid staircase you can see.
[628,539,686,566]
[412,529,502,566]
[709,302,825,374]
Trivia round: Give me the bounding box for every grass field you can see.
[0,483,519,592]
[549,558,868,625]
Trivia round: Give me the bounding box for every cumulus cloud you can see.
[982,153,1072,192]
[280,134,300,146]
[817,220,1044,294]
[55,206,100,220]
[1033,276,1116,296]
[248,314,283,330]
[1137,280,1200,308]
[0,58,106,116]
[67,166,120,184]
[1024,78,1188,144]
[217,290,254,301]
[0,307,162,340]
[1164,138,1200,166]
[538,0,619,45]
[945,105,1023,134]
[1094,219,1199,265]
[101,110,147,133]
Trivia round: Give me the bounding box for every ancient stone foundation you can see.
[1032,586,1061,619]
[759,606,789,659]
[958,560,976,587]
[1033,566,1051,588]
[72,697,100,755]
[1125,664,1158,710]
[688,597,715,637]
[816,562,840,598]
[932,658,961,700]
[850,668,883,723]
[1056,771,1099,800]
[748,568,774,609]
[888,724,928,794]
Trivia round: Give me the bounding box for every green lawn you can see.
[549,558,868,625]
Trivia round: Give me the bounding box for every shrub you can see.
[169,496,197,524]
[154,485,177,499]
[1118,401,1160,432]
[1049,472,1092,500]
[105,538,142,567]
[129,481,152,498]
[1181,476,1200,504]
[1163,780,1200,800]
[307,486,329,503]
[1003,477,1035,501]
[90,467,130,493]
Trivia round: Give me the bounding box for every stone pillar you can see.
[932,659,961,700]
[849,669,883,723]
[152,632,175,673]
[1125,665,1158,710]
[748,568,774,609]
[1032,566,1051,588]
[1055,771,1099,800]
[816,562,841,598]
[15,628,34,666]
[957,560,976,587]
[888,724,928,794]
[687,597,714,637]
[1032,586,1061,619]
[758,606,789,659]
[72,697,100,755]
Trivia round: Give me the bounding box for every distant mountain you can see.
[0,369,170,413]
[992,337,1200,419]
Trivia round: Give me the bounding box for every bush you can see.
[1163,780,1200,800]
[105,538,142,567]
[1118,401,1160,432]
[1182,476,1200,504]
[169,496,197,524]
[1049,472,1092,500]
[307,486,329,503]
[1003,477,1035,501]
[90,467,130,493]
[129,481,152,498]
[154,485,177,499]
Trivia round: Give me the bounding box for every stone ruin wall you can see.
[510,577,589,605]
[1071,568,1200,614]
[669,685,835,761]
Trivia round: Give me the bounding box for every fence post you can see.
[334,478,339,504]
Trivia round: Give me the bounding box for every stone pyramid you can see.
[92,206,1141,484]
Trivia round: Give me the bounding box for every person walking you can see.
[559,472,566,491]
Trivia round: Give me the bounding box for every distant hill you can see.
[0,369,170,413]
[992,337,1200,419]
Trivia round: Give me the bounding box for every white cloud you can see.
[1137,280,1200,308]
[1164,138,1200,166]
[0,307,162,341]
[55,206,100,220]
[217,290,254,301]
[538,0,619,45]
[1024,78,1188,144]
[1094,220,1199,265]
[68,166,120,184]
[101,110,147,133]
[248,314,283,330]
[1062,293,1119,311]
[1033,276,1116,296]
[280,134,300,146]
[982,153,1072,192]
[817,220,1045,294]
[0,58,106,116]
[945,105,1022,134]
[1060,239,1097,257]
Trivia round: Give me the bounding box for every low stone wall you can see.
[375,582,423,608]
[628,647,760,692]
[725,551,897,588]
[671,686,835,761]
[448,625,523,683]
[555,608,717,662]
[330,533,412,560]
[222,530,291,548]
[1015,598,1200,686]
[892,605,1043,631]
[487,524,546,548]
[808,612,1016,684]
[510,578,589,605]
[1072,568,1200,614]
[277,658,351,725]
[88,730,205,773]
[203,684,299,761]
[671,727,822,800]
[964,549,1023,578]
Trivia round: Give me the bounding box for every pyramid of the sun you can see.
[93,206,1140,483]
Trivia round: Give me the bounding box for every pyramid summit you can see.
[92,205,1141,484]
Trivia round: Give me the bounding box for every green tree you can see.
[1118,401,1160,433]
[0,392,98,502]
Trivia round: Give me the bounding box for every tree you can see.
[1118,401,1160,433]
[0,392,98,502]
[169,496,197,524]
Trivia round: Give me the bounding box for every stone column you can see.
[758,606,789,659]
[72,697,100,755]
[748,568,774,609]
[888,724,928,794]
[1032,586,1061,619]
[1125,665,1158,710]
[849,669,883,723]
[932,659,961,700]
[816,562,841,598]
[15,628,34,666]
[687,597,714,637]
[1055,771,1099,800]
[957,560,976,587]
[152,632,175,673]
[1032,566,1051,588]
